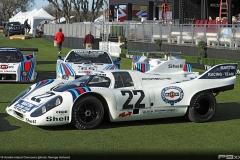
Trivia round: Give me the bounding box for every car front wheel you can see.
[72,95,104,130]
[188,91,217,123]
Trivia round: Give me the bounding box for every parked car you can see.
[3,22,24,37]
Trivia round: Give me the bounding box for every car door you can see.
[110,71,153,110]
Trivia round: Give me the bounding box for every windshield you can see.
[65,50,112,64]
[8,22,21,26]
[54,74,111,92]
[0,50,23,63]
[54,74,92,92]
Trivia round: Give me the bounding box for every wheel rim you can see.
[195,97,214,117]
[78,102,101,124]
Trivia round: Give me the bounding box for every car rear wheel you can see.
[188,91,216,122]
[72,96,104,130]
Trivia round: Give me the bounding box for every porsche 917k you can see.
[0,47,37,82]
[6,59,237,129]
[56,49,121,80]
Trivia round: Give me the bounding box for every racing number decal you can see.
[133,90,145,108]
[121,90,145,109]
[121,91,133,109]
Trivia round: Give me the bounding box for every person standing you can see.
[23,19,28,35]
[83,31,95,49]
[54,28,65,54]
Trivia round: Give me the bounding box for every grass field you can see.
[0,34,240,160]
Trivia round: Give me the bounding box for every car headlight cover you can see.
[8,87,31,106]
[30,96,63,117]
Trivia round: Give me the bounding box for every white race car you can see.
[56,49,121,80]
[6,61,237,130]
[0,47,37,82]
[131,51,192,73]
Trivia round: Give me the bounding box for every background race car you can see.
[6,60,237,130]
[56,49,121,80]
[131,51,192,73]
[0,47,37,82]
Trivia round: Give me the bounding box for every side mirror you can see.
[117,57,121,61]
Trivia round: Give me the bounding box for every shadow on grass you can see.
[37,61,57,65]
[0,113,20,132]
[38,102,240,131]
[36,71,56,81]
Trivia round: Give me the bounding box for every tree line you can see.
[0,0,107,23]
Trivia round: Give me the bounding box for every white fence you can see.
[99,42,121,57]
[44,22,240,50]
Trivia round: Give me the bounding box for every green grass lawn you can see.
[0,34,240,160]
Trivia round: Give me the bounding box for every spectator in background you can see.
[23,19,29,35]
[36,24,43,37]
[52,17,58,24]
[54,28,64,54]
[83,31,95,49]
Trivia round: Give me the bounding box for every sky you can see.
[32,0,50,10]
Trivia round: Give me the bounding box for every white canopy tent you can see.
[9,8,54,34]
[9,11,30,23]
[57,16,74,23]
[26,8,54,33]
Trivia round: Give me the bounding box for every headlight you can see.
[22,71,28,77]
[9,27,13,29]
[62,75,69,80]
[8,87,31,106]
[30,96,63,117]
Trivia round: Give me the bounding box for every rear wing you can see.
[0,47,38,52]
[198,63,238,79]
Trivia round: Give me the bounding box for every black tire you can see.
[188,91,216,123]
[72,96,104,130]
[4,31,7,37]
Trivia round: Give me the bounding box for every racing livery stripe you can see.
[141,63,145,72]
[66,87,91,102]
[20,61,34,82]
[135,63,150,73]
[103,65,117,70]
[27,61,34,81]
[187,64,192,72]
[57,63,76,76]
[183,64,192,72]
[22,79,54,99]
[132,55,141,63]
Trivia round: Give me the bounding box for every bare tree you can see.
[0,0,35,21]
[71,0,81,22]
[76,0,104,22]
[47,0,72,24]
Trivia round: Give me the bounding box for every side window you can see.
[87,76,110,88]
[112,72,134,88]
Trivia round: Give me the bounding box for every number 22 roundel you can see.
[114,90,151,110]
